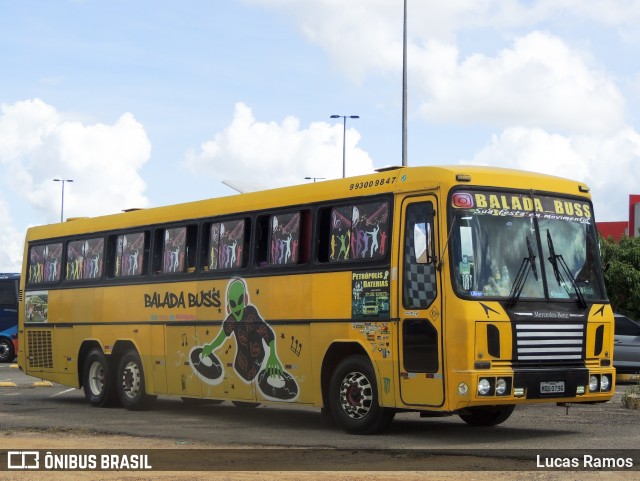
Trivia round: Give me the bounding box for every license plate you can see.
[540,381,565,394]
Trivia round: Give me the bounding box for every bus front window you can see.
[539,218,603,300]
[451,214,544,299]
[449,190,605,303]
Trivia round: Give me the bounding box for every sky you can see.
[1,0,640,272]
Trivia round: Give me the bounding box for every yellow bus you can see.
[18,165,615,434]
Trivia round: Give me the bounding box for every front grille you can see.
[513,322,585,366]
[27,330,53,368]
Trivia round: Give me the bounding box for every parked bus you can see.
[18,166,615,434]
[0,273,19,363]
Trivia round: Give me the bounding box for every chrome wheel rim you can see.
[88,361,105,396]
[121,360,141,399]
[338,371,373,420]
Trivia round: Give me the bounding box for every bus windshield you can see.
[449,190,606,303]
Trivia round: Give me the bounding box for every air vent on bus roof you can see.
[375,166,404,172]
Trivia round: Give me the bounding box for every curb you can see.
[33,381,54,387]
[0,381,17,387]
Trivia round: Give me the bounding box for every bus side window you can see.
[185,226,198,271]
[203,222,221,271]
[153,225,196,274]
[269,212,301,266]
[162,227,186,273]
[299,210,312,264]
[316,208,332,263]
[206,218,249,271]
[352,201,389,260]
[0,279,17,306]
[112,232,148,277]
[257,211,309,268]
[329,206,352,262]
[66,238,104,280]
[326,201,390,262]
[27,243,63,284]
[255,216,270,267]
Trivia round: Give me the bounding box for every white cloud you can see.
[244,1,639,76]
[245,2,626,135]
[247,1,640,42]
[246,0,403,83]
[467,126,640,221]
[0,99,151,223]
[539,0,640,27]
[184,102,374,188]
[416,31,625,133]
[0,99,151,271]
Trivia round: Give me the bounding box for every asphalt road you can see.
[1,362,638,453]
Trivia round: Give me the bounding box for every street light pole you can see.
[53,178,73,222]
[330,114,359,178]
[402,0,408,167]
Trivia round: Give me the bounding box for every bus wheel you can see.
[82,349,116,407]
[232,401,260,408]
[458,405,515,426]
[0,338,15,363]
[116,350,156,410]
[329,355,395,435]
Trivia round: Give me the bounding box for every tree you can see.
[599,235,640,319]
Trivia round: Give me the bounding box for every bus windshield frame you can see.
[448,188,607,304]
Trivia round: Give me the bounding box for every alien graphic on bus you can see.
[189,278,299,401]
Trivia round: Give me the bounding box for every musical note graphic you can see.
[290,336,302,357]
[174,351,186,367]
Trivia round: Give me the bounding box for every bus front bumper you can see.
[456,367,615,402]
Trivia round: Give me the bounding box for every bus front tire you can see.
[0,337,15,363]
[116,350,156,410]
[458,404,515,426]
[329,355,395,435]
[82,349,117,407]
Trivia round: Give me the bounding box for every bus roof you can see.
[24,165,591,240]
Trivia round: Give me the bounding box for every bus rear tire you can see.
[82,349,117,407]
[116,350,156,410]
[329,355,395,435]
[0,337,15,363]
[458,404,515,426]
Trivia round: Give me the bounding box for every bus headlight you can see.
[495,378,507,396]
[589,375,599,392]
[478,378,491,396]
[600,374,611,392]
[458,383,469,396]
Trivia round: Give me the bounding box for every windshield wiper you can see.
[506,237,538,307]
[546,230,587,308]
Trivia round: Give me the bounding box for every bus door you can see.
[398,197,444,407]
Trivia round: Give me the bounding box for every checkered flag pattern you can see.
[404,205,437,309]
